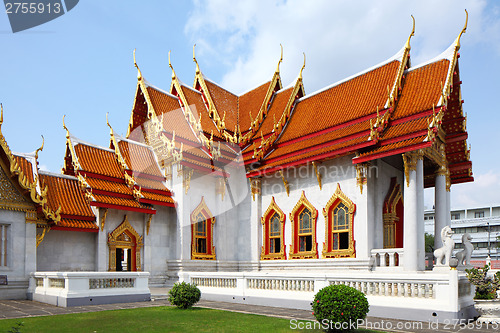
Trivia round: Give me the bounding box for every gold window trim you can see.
[289,191,318,259]
[190,197,216,260]
[322,184,356,258]
[261,197,286,260]
[108,215,143,271]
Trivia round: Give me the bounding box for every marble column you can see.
[434,170,448,250]
[403,152,425,271]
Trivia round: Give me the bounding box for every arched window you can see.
[191,197,215,260]
[290,192,318,259]
[322,184,356,258]
[261,197,286,260]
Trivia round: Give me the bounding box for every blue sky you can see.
[1,0,499,209]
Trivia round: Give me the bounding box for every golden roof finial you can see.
[62,115,70,140]
[455,9,468,50]
[299,52,306,79]
[403,16,415,49]
[169,50,177,79]
[35,135,44,160]
[133,49,142,80]
[193,44,200,74]
[276,44,283,73]
[405,15,415,49]
[0,103,3,127]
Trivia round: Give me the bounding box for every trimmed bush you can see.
[168,282,201,309]
[312,284,369,332]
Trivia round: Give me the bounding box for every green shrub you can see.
[311,284,369,332]
[168,282,201,309]
[466,264,500,299]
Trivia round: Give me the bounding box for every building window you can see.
[194,215,207,254]
[475,211,485,218]
[191,197,216,260]
[322,184,356,258]
[451,213,461,220]
[0,224,7,267]
[261,197,286,260]
[290,191,318,259]
[298,208,313,252]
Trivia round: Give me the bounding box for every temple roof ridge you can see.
[38,170,78,180]
[408,42,456,72]
[238,79,272,97]
[201,74,238,97]
[297,47,405,103]
[70,134,115,153]
[143,79,178,99]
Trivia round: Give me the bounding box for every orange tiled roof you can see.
[238,81,271,132]
[58,218,98,230]
[391,60,449,120]
[204,79,239,131]
[356,135,430,159]
[74,144,123,179]
[13,155,34,183]
[92,193,150,210]
[39,172,94,218]
[147,86,181,118]
[353,60,452,163]
[255,87,294,137]
[141,190,175,205]
[181,85,222,138]
[118,140,163,178]
[85,177,132,196]
[278,60,400,143]
[253,135,369,174]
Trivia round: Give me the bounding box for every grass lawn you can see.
[0,306,380,332]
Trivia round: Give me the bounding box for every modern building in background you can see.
[425,205,500,264]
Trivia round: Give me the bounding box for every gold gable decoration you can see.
[0,107,60,225]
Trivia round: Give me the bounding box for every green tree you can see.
[425,233,435,253]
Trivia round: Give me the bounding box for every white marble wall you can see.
[0,209,36,299]
[37,230,95,271]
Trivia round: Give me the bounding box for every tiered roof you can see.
[125,14,472,187]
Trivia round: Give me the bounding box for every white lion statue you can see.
[455,233,473,266]
[434,226,454,266]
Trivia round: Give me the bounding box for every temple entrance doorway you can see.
[108,215,143,271]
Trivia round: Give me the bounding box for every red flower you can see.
[354,305,356,308]
[312,312,315,315]
[341,312,343,315]
[317,300,319,303]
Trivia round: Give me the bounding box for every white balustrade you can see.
[247,278,314,292]
[192,277,236,288]
[371,248,404,268]
[329,279,435,298]
[29,272,150,307]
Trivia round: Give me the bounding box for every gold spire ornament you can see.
[133,48,142,80]
[34,135,44,160]
[276,44,283,73]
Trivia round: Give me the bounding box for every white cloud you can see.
[451,171,500,209]
[185,0,497,94]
